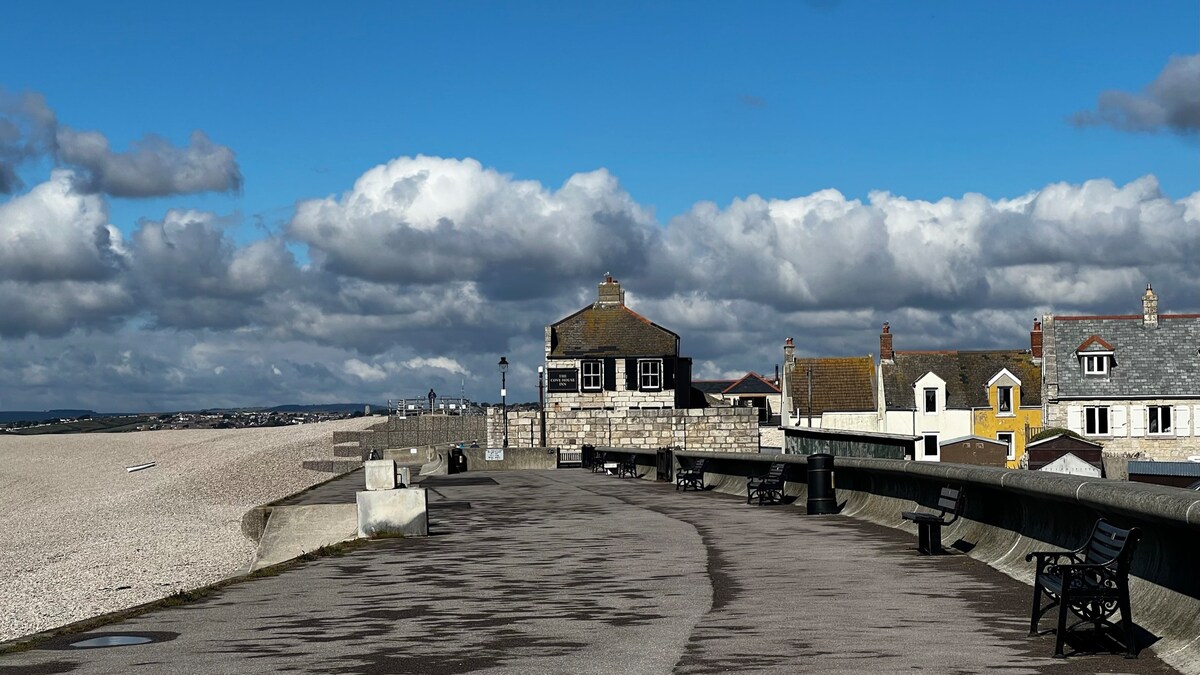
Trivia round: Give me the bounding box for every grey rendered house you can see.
[1042,285,1200,476]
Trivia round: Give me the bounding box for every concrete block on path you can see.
[364,459,397,490]
[357,488,428,538]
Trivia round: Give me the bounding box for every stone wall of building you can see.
[486,407,759,453]
[544,357,676,410]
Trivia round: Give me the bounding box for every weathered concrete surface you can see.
[248,504,357,572]
[356,488,428,537]
[678,450,1200,673]
[1,470,1179,674]
[363,459,397,491]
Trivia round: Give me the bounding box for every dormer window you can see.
[1075,335,1114,377]
[1082,354,1109,375]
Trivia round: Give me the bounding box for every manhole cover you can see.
[70,635,153,648]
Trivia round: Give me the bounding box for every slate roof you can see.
[693,380,735,395]
[1051,315,1200,398]
[881,350,1042,410]
[725,373,781,395]
[786,357,876,415]
[548,304,679,358]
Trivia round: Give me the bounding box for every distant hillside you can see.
[0,410,97,424]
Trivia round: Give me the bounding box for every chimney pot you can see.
[1143,283,1158,327]
[1030,317,1043,360]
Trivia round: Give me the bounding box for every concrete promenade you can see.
[0,470,1180,674]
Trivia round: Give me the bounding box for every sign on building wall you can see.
[547,368,579,393]
[486,448,504,461]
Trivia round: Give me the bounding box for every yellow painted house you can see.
[973,366,1043,469]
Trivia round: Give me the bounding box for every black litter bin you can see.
[807,453,837,515]
[449,448,467,474]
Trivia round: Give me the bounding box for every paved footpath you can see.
[0,470,1180,674]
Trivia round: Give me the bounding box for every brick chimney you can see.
[596,273,624,307]
[1030,318,1043,362]
[1142,283,1158,328]
[784,337,795,366]
[879,323,893,363]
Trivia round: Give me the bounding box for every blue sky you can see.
[1,2,1197,409]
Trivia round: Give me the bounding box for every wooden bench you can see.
[676,458,708,491]
[1026,519,1142,659]
[591,450,608,473]
[900,486,962,555]
[746,463,786,505]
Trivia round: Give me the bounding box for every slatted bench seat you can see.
[676,458,708,491]
[746,463,786,505]
[900,486,962,555]
[1026,519,1142,659]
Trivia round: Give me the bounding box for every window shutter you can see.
[603,358,616,391]
[1067,405,1083,433]
[1175,405,1191,437]
[1110,406,1127,437]
[1194,405,1200,437]
[1129,405,1145,437]
[663,358,675,390]
[625,358,638,391]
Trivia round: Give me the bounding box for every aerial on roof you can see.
[787,356,876,415]
[881,350,1042,410]
[547,276,680,358]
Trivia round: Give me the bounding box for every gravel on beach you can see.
[0,417,377,643]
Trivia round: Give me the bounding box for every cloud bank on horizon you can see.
[1,55,1198,411]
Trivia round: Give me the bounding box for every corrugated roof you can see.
[1050,315,1200,398]
[548,304,679,358]
[881,350,1042,410]
[1126,461,1200,477]
[786,356,876,415]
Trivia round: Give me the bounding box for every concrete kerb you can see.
[669,450,1200,672]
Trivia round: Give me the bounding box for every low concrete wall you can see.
[458,447,559,471]
[674,450,1200,672]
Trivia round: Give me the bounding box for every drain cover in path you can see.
[40,631,178,650]
[419,476,498,486]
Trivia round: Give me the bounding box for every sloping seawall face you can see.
[674,450,1200,673]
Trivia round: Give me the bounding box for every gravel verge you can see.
[0,417,378,643]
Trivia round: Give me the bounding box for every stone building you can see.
[693,372,782,422]
[1042,284,1200,476]
[544,275,693,410]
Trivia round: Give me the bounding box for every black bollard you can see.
[807,453,837,515]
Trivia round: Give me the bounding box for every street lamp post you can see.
[537,365,547,448]
[498,356,509,448]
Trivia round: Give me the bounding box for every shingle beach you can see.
[0,417,376,643]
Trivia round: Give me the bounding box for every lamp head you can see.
[498,356,509,374]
